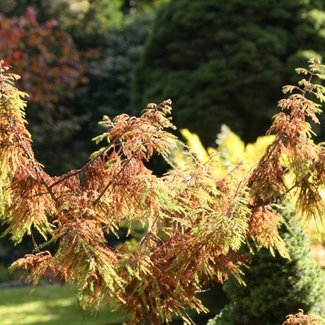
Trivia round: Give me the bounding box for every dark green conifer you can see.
[133,0,325,145]
[208,208,325,325]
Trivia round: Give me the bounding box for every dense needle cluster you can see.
[0,59,324,324]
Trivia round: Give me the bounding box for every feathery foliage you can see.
[0,59,325,324]
[208,208,325,325]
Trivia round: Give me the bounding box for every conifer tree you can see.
[208,207,325,325]
[0,59,325,324]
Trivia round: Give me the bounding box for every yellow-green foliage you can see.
[171,126,290,256]
[176,125,275,175]
[0,61,53,242]
[0,67,28,215]
[176,124,325,253]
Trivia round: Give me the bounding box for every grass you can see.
[0,284,128,325]
[0,282,225,325]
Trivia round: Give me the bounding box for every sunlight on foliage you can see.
[171,125,290,256]
[0,59,325,324]
[176,125,275,175]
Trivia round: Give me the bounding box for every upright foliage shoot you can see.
[0,59,325,324]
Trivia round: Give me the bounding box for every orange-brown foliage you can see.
[283,309,324,325]
[0,59,325,324]
[0,7,83,127]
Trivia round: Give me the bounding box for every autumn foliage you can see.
[0,7,83,122]
[283,309,324,325]
[0,59,325,324]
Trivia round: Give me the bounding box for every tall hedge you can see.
[132,0,325,145]
[208,209,325,325]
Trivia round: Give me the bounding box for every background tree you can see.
[0,7,83,127]
[132,0,325,145]
[82,13,155,147]
[0,0,123,47]
[0,7,85,174]
[0,0,166,48]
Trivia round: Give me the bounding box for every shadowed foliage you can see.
[133,0,325,145]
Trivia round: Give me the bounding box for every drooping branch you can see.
[1,59,325,325]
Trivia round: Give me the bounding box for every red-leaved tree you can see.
[0,7,83,133]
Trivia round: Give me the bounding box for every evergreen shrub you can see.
[133,0,325,145]
[208,209,325,325]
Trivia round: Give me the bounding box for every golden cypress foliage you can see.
[0,59,325,324]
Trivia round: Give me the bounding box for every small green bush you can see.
[208,208,325,325]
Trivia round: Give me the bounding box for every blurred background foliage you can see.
[0,0,167,174]
[133,0,325,145]
[0,8,87,177]
[0,0,325,323]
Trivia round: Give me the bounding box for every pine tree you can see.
[0,59,325,324]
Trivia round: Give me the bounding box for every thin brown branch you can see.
[92,132,158,206]
[92,153,136,206]
[48,154,104,189]
[16,134,58,205]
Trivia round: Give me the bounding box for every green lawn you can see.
[0,284,128,325]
